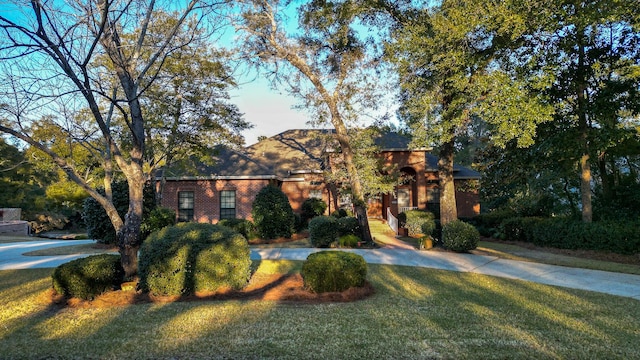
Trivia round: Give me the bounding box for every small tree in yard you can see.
[252,185,295,239]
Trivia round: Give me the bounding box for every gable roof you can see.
[162,129,480,180]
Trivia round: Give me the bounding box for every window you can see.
[178,191,194,222]
[220,190,236,220]
[309,189,323,199]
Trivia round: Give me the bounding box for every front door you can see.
[397,188,411,212]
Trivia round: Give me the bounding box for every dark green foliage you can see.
[330,208,351,218]
[218,218,257,240]
[399,210,435,236]
[309,216,338,247]
[82,180,156,244]
[338,234,360,248]
[530,218,640,255]
[500,217,544,242]
[138,223,251,296]
[251,185,295,239]
[140,207,176,240]
[301,198,327,222]
[52,254,124,300]
[336,216,360,237]
[471,209,518,237]
[442,220,480,252]
[301,251,367,293]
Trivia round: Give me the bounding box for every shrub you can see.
[251,185,295,239]
[500,217,544,242]
[140,207,176,240]
[301,251,367,293]
[83,180,156,244]
[52,254,124,300]
[309,216,338,248]
[442,220,480,252]
[471,208,518,237]
[398,210,436,237]
[331,208,352,218]
[336,216,360,237]
[339,234,360,248]
[218,218,257,240]
[301,198,327,222]
[138,223,251,296]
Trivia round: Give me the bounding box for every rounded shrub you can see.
[52,254,124,300]
[336,216,360,237]
[338,234,360,248]
[301,198,327,222]
[140,207,176,240]
[308,216,338,247]
[400,210,436,236]
[251,185,295,239]
[442,220,480,252]
[138,223,252,296]
[301,251,367,293]
[218,218,257,240]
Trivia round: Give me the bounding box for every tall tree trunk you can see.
[438,139,457,225]
[576,34,593,223]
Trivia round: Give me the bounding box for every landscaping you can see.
[2,262,640,359]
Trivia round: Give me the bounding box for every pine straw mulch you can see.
[47,273,375,309]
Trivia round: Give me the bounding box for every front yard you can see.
[1,262,639,359]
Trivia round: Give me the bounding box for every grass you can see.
[1,262,639,359]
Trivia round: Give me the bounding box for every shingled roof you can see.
[162,129,480,180]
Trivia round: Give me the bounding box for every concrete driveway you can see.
[2,240,640,300]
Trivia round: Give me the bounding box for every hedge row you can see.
[499,217,640,255]
[398,210,436,237]
[308,216,361,248]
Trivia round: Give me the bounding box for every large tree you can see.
[0,0,233,278]
[388,0,552,224]
[237,0,394,242]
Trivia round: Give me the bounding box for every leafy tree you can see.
[237,0,395,242]
[387,0,553,225]
[0,1,236,278]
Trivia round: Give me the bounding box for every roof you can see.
[162,129,480,180]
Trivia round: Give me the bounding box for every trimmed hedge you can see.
[309,216,338,247]
[301,198,327,222]
[252,185,295,239]
[399,210,436,237]
[301,251,367,293]
[140,207,176,240]
[336,216,360,237]
[52,254,124,300]
[138,223,251,296]
[442,220,480,252]
[500,217,544,242]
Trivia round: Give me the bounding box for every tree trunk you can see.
[438,139,458,226]
[576,35,593,223]
[118,169,145,279]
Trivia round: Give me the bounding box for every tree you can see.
[237,0,394,242]
[0,0,232,278]
[387,0,553,225]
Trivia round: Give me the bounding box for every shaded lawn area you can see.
[1,262,639,359]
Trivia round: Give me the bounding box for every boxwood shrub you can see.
[338,234,360,248]
[218,218,257,240]
[442,220,480,252]
[309,216,338,247]
[336,216,360,237]
[301,198,327,222]
[301,251,367,293]
[52,254,124,300]
[138,223,252,296]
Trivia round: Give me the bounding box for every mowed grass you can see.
[1,262,639,359]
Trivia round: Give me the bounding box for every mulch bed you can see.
[48,273,375,309]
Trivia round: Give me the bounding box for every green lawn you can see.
[1,262,639,359]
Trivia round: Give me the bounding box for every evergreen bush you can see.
[301,198,327,222]
[301,251,367,293]
[442,220,480,252]
[52,254,124,300]
[218,218,257,240]
[138,223,251,296]
[398,210,436,237]
[338,234,360,248]
[336,216,360,237]
[251,185,295,239]
[308,216,338,247]
[140,207,176,240]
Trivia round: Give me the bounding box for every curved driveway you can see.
[2,240,640,301]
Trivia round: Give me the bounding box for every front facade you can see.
[158,129,480,223]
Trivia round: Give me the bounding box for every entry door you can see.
[397,188,411,210]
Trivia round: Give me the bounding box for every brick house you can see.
[158,129,480,223]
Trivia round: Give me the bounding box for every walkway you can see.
[1,240,639,301]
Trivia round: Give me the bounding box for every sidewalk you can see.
[2,239,640,300]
